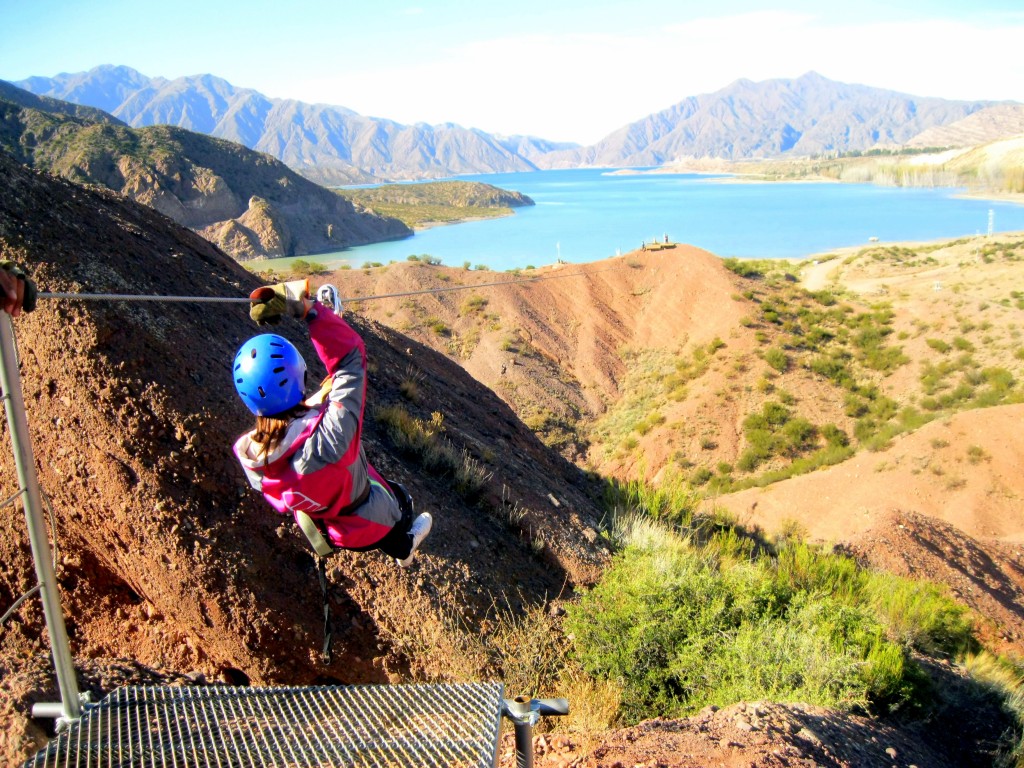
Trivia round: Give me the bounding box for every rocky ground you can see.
[499,694,1004,768]
[3,153,1024,766]
[0,153,606,765]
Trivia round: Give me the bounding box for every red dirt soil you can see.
[2,153,1022,766]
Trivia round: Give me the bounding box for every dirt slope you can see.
[333,246,745,409]
[317,235,1024,763]
[338,234,1024,662]
[497,674,1010,768]
[4,152,1023,767]
[714,405,1024,545]
[0,153,607,765]
[323,248,785,476]
[712,405,1024,654]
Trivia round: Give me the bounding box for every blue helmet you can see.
[233,334,307,416]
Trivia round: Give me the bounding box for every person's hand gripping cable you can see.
[248,279,314,326]
[0,261,37,317]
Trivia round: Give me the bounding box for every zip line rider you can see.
[234,283,432,567]
[1,261,430,567]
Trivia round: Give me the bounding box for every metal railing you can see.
[1,314,84,725]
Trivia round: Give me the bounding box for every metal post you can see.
[504,697,538,768]
[502,696,569,768]
[0,314,82,723]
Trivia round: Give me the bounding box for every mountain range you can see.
[0,80,410,260]
[15,66,1020,182]
[14,65,566,185]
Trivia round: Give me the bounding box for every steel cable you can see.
[37,263,632,305]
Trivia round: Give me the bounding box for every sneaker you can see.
[317,283,342,315]
[396,512,432,568]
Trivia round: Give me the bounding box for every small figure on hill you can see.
[232,281,431,567]
[0,261,37,317]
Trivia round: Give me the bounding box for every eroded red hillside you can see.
[0,153,607,765]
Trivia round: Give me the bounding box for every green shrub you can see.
[953,336,975,352]
[899,407,933,430]
[635,412,666,436]
[690,467,713,486]
[780,417,818,457]
[811,290,837,306]
[736,448,767,473]
[722,258,763,279]
[399,379,419,401]
[764,347,789,373]
[965,653,1024,766]
[565,529,943,723]
[860,573,976,656]
[862,345,909,372]
[604,472,699,529]
[373,405,491,502]
[966,445,989,464]
[984,367,1015,392]
[821,424,850,448]
[288,258,329,277]
[809,355,855,388]
[460,294,489,315]
[426,317,451,336]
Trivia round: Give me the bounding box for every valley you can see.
[3,153,1024,764]
[4,64,1024,768]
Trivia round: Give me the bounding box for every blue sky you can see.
[2,0,1023,144]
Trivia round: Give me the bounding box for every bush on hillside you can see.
[566,519,974,723]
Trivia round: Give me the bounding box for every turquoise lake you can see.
[269,169,1024,272]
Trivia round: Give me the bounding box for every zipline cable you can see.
[37,264,632,305]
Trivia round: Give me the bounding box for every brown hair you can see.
[252,403,310,463]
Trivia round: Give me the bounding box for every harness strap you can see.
[293,481,373,557]
[297,477,395,666]
[316,555,332,664]
[295,511,333,557]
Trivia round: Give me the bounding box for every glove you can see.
[0,261,37,317]
[249,284,312,326]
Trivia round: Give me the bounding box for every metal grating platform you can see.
[23,682,505,768]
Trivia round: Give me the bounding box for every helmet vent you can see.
[234,334,306,416]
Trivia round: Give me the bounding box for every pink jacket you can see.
[234,308,401,549]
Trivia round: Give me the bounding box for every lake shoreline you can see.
[253,168,1024,273]
[953,191,1024,207]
